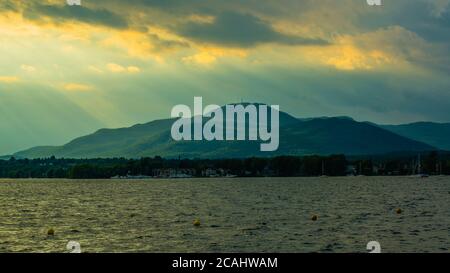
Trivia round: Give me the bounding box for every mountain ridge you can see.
[380,122,450,151]
[11,104,438,159]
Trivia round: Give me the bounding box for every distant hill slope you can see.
[381,122,450,151]
[14,107,435,159]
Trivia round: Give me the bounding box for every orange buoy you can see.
[47,228,55,236]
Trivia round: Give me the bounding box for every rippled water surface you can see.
[0,177,449,253]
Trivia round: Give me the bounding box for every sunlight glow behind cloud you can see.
[0,0,449,154]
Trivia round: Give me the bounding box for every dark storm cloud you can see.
[148,33,191,50]
[358,0,450,43]
[0,0,18,12]
[350,0,450,72]
[416,10,450,43]
[177,11,329,47]
[103,0,278,13]
[23,3,128,29]
[98,0,322,47]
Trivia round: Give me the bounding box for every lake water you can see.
[0,177,449,253]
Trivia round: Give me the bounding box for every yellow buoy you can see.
[396,208,402,214]
[193,219,201,227]
[311,215,318,221]
[47,228,55,236]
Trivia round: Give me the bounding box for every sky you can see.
[0,0,449,155]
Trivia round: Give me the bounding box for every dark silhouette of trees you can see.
[1,152,449,179]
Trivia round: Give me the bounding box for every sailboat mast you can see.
[418,154,422,174]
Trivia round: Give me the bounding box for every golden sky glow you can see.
[0,0,449,154]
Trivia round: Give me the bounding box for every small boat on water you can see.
[411,154,429,178]
[437,162,445,177]
[357,161,365,177]
[319,161,328,178]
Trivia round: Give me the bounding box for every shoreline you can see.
[0,175,447,181]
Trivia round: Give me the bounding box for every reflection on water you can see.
[0,177,449,253]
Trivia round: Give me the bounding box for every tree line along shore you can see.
[0,152,449,179]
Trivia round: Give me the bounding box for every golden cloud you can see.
[300,27,428,71]
[63,83,94,91]
[187,14,215,24]
[106,63,141,73]
[182,46,247,66]
[127,66,141,73]
[21,64,37,72]
[0,76,20,83]
[0,3,443,78]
